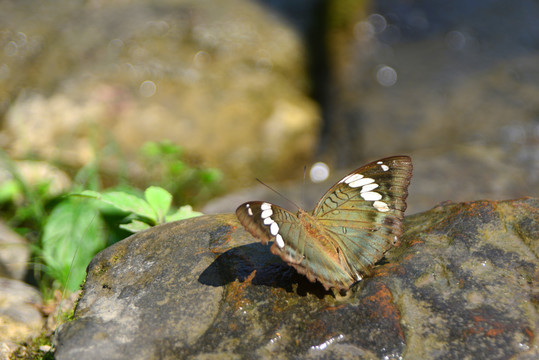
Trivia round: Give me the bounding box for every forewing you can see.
[236,201,303,261]
[237,202,363,290]
[313,156,413,277]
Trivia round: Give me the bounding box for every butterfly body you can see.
[236,156,412,291]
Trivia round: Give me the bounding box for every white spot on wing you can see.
[275,234,285,248]
[361,183,379,193]
[348,177,375,188]
[270,222,279,236]
[376,161,383,164]
[261,209,273,218]
[381,164,389,171]
[263,217,274,225]
[341,173,363,184]
[373,200,390,212]
[247,207,253,216]
[361,191,382,201]
[261,202,272,210]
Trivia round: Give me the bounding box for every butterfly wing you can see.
[312,155,413,280]
[236,202,355,288]
[236,201,298,249]
[236,156,413,291]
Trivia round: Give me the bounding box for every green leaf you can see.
[41,198,105,291]
[144,186,172,224]
[166,205,203,222]
[77,190,156,223]
[76,190,100,198]
[140,141,161,158]
[120,220,151,233]
[200,168,223,184]
[0,179,21,203]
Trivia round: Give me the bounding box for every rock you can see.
[0,278,44,356]
[54,197,538,359]
[0,221,30,280]
[0,0,319,188]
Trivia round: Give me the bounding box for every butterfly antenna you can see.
[256,178,301,210]
[302,165,307,207]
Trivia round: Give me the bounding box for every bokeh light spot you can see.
[445,30,466,50]
[194,51,210,68]
[310,162,330,183]
[140,80,157,97]
[376,65,398,87]
[367,14,387,34]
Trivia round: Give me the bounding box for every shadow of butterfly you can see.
[236,156,413,292]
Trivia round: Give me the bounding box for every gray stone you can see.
[54,198,538,359]
[0,221,30,280]
[0,278,44,354]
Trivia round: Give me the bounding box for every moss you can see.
[8,330,54,360]
[90,262,109,277]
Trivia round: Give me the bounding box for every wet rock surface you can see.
[54,197,538,359]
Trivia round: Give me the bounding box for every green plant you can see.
[77,186,202,233]
[0,144,217,296]
[0,153,50,232]
[40,196,105,292]
[0,143,219,358]
[140,140,222,205]
[40,185,202,293]
[8,329,55,360]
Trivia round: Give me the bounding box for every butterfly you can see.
[235,156,413,292]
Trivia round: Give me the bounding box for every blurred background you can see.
[1,0,538,213]
[0,0,538,354]
[1,0,539,299]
